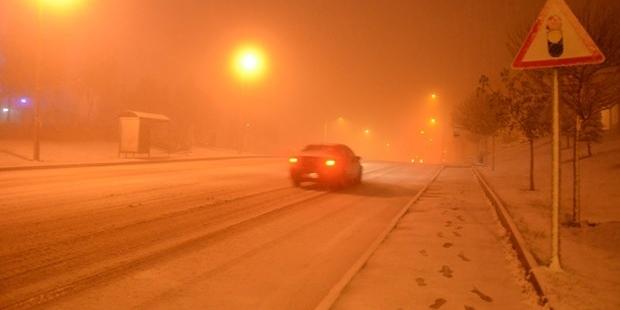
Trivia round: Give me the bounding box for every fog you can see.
[0,0,613,161]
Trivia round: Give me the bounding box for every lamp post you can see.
[33,2,43,161]
[32,0,82,161]
[231,44,266,152]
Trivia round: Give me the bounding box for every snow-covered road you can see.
[0,160,534,309]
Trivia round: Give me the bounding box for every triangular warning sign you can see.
[512,0,605,69]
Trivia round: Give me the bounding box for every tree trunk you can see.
[572,117,581,225]
[492,135,496,171]
[587,141,592,157]
[529,138,535,191]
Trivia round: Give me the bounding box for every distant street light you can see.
[364,128,371,135]
[430,117,437,125]
[323,116,347,142]
[431,93,438,100]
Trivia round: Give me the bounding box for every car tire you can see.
[291,176,301,187]
[355,171,362,185]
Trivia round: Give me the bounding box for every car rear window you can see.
[303,145,334,152]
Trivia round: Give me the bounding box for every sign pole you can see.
[550,68,562,271]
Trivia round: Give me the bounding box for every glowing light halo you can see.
[38,0,83,10]
[231,45,267,82]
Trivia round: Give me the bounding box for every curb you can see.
[0,155,274,172]
[472,167,552,309]
[314,166,445,310]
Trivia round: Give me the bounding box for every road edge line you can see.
[472,167,552,309]
[0,155,273,172]
[314,165,444,310]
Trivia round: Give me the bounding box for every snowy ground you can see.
[0,159,440,308]
[479,133,620,310]
[0,156,558,309]
[333,167,539,310]
[0,139,246,167]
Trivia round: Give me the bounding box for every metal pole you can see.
[573,116,581,224]
[322,121,327,143]
[550,69,562,271]
[33,3,42,161]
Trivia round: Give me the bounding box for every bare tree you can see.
[560,5,620,225]
[500,69,551,191]
[453,75,508,168]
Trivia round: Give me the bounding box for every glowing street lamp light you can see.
[232,45,267,82]
[364,128,371,135]
[431,93,438,100]
[430,117,437,125]
[39,0,81,8]
[323,116,347,142]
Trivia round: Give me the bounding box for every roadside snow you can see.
[0,139,247,167]
[480,134,620,310]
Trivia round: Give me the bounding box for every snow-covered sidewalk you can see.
[333,167,538,310]
[0,139,256,169]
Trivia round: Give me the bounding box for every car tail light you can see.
[325,159,336,166]
[289,157,298,164]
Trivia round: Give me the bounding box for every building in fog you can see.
[602,105,620,132]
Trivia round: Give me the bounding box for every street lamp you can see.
[323,116,347,142]
[231,44,267,152]
[30,0,84,161]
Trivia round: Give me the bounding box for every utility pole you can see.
[33,3,43,161]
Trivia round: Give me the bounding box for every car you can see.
[288,144,363,188]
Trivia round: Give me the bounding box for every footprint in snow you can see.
[452,231,462,237]
[416,277,427,286]
[442,242,453,248]
[471,287,493,302]
[464,306,476,310]
[419,249,428,257]
[456,215,465,222]
[437,232,445,238]
[439,265,453,278]
[429,298,447,309]
[458,252,471,262]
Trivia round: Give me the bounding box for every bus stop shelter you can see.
[118,110,170,158]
